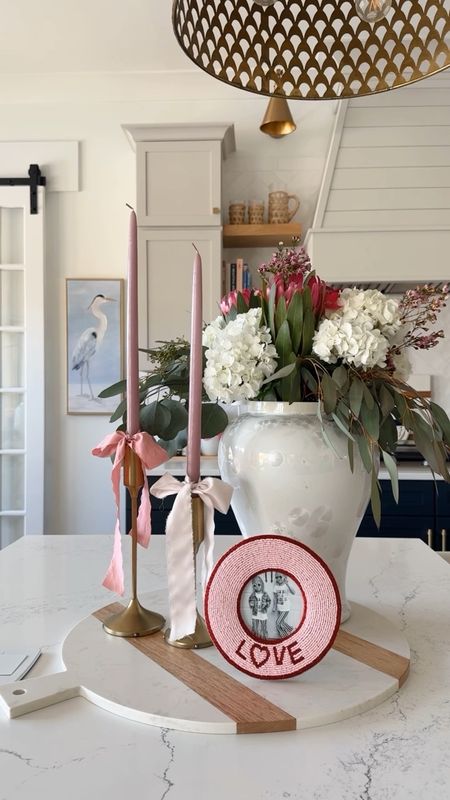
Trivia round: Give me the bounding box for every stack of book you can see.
[221,257,252,295]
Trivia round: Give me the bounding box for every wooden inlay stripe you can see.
[93,603,296,735]
[333,630,410,687]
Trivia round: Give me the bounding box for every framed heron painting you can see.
[66,278,123,414]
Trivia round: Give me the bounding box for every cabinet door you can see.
[138,228,222,365]
[437,518,450,552]
[0,186,45,547]
[357,515,435,547]
[137,141,222,227]
[436,483,450,517]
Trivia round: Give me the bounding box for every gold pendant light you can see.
[260,96,296,137]
[260,68,296,137]
[172,1,450,101]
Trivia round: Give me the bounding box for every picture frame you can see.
[66,278,124,415]
[205,535,341,680]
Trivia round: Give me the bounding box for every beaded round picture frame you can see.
[205,535,341,680]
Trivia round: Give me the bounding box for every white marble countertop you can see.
[1,534,450,800]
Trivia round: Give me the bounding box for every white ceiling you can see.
[0,1,192,73]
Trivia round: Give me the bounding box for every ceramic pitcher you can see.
[268,191,300,223]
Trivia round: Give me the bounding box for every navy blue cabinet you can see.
[129,476,449,551]
[357,479,449,550]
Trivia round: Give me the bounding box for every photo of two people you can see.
[244,572,301,641]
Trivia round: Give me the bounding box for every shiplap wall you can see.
[305,74,450,282]
[324,85,450,230]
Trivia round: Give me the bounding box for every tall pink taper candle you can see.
[126,206,140,436]
[186,245,203,483]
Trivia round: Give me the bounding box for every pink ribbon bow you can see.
[92,430,168,595]
[150,472,233,641]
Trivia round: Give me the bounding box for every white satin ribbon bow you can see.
[150,472,233,640]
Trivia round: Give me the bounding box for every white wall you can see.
[409,303,450,417]
[0,71,335,534]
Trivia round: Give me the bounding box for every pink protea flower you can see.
[272,272,304,304]
[308,275,341,316]
[220,288,261,315]
[269,272,341,317]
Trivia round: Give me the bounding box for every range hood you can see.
[305,87,450,287]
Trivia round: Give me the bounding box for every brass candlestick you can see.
[103,446,165,637]
[165,494,212,649]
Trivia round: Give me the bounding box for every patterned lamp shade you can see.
[172,0,450,100]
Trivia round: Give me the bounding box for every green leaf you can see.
[318,402,342,458]
[275,295,287,333]
[262,362,297,384]
[370,466,381,529]
[300,367,318,395]
[109,398,127,424]
[332,366,348,390]
[98,379,126,399]
[321,373,338,415]
[382,450,399,503]
[360,401,380,441]
[249,292,262,310]
[301,308,315,357]
[349,378,364,418]
[430,401,450,446]
[379,415,398,453]
[356,433,373,473]
[159,398,188,439]
[287,368,301,402]
[379,384,395,419]
[302,285,312,315]
[331,411,356,441]
[409,411,442,475]
[260,295,269,326]
[362,383,375,410]
[236,291,248,314]
[268,282,276,341]
[156,437,179,458]
[348,438,355,474]
[275,320,293,366]
[139,401,171,438]
[286,292,303,354]
[201,403,228,438]
[393,390,408,420]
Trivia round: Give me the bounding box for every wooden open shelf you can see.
[223,223,302,249]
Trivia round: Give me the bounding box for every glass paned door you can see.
[0,186,44,547]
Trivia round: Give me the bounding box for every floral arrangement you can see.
[102,242,450,523]
[201,243,450,522]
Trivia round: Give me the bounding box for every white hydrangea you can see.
[336,288,401,337]
[313,317,389,369]
[202,308,278,403]
[312,287,401,369]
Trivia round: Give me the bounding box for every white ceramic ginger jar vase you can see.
[218,402,371,622]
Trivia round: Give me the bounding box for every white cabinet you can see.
[137,227,221,368]
[123,123,235,352]
[136,140,222,227]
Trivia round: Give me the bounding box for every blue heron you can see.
[71,294,115,400]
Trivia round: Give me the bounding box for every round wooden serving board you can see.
[0,591,410,734]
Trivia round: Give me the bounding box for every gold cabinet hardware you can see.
[441,528,448,551]
[212,207,220,214]
[427,528,433,548]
